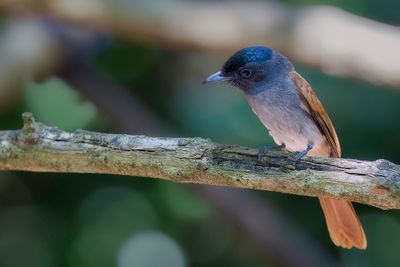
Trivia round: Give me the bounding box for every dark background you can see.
[0,0,399,267]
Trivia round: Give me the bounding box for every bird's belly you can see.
[248,96,328,155]
[261,113,313,152]
[268,125,309,152]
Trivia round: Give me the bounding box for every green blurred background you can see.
[0,0,399,267]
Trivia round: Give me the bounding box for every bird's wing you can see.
[289,71,341,157]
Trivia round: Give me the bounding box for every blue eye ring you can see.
[240,69,252,78]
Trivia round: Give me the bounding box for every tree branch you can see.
[1,113,399,210]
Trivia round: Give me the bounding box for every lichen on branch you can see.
[0,113,399,210]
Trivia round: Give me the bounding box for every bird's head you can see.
[203,46,293,94]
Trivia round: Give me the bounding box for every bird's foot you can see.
[258,144,285,161]
[294,143,313,161]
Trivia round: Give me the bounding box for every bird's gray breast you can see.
[245,85,325,152]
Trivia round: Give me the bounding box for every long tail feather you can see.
[319,197,367,249]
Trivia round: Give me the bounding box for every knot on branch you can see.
[22,112,36,134]
[19,112,41,146]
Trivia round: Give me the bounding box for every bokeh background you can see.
[0,0,399,267]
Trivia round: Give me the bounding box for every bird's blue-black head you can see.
[204,46,293,95]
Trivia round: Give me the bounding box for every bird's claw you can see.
[294,151,307,161]
[294,143,313,161]
[257,144,285,161]
[258,145,268,161]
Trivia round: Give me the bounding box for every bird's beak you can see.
[203,71,231,84]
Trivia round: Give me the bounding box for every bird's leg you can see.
[258,143,285,161]
[294,143,313,160]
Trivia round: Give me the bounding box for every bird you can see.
[203,46,367,249]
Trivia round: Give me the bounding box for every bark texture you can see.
[1,113,399,210]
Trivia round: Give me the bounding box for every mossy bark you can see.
[1,113,399,209]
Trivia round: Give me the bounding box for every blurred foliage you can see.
[118,231,186,267]
[340,213,400,267]
[95,41,158,84]
[25,78,99,131]
[288,0,400,25]
[0,0,400,267]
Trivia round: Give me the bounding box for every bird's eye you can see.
[240,69,252,78]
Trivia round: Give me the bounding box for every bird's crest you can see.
[222,46,273,74]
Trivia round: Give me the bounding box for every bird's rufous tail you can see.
[319,197,367,249]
